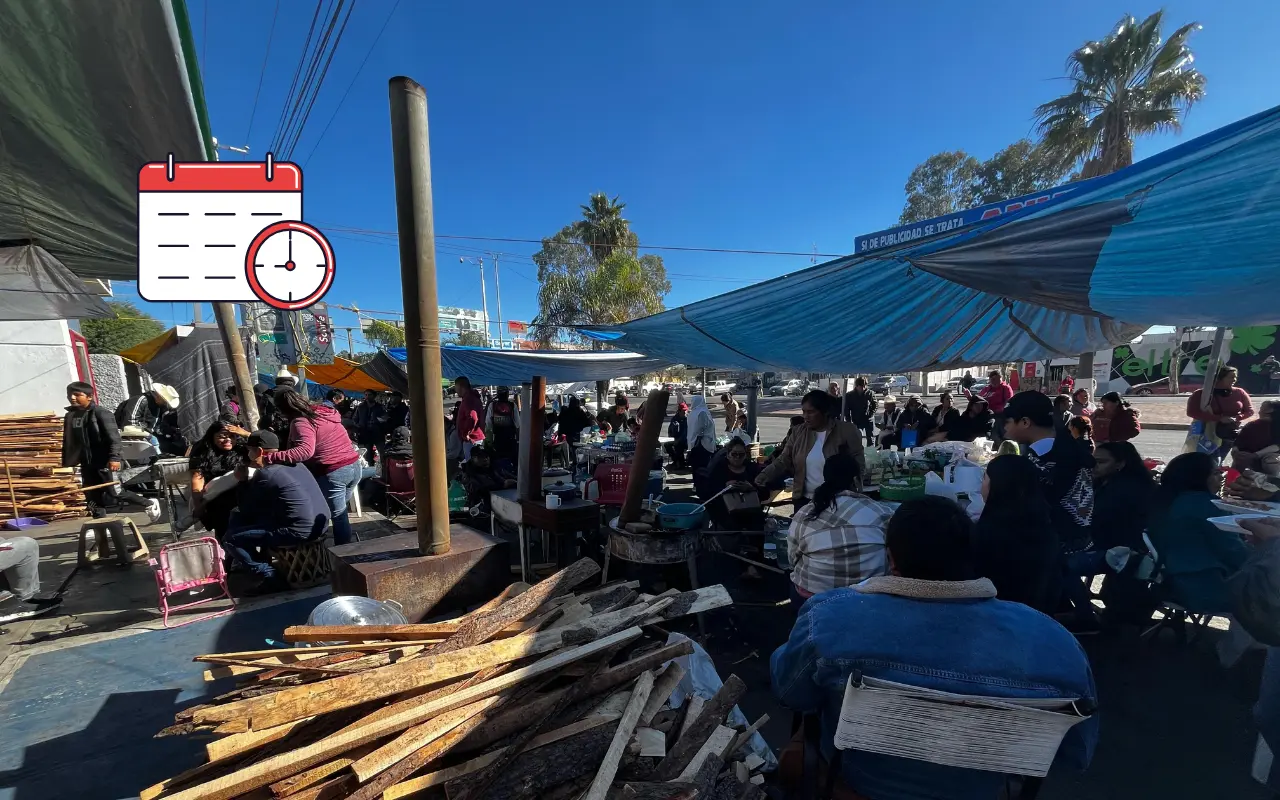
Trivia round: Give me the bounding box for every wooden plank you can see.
[673,725,736,782]
[582,671,655,800]
[620,782,698,799]
[457,639,694,756]
[195,622,585,729]
[162,628,641,800]
[679,697,706,740]
[197,641,428,663]
[633,727,666,758]
[731,714,770,758]
[639,662,685,726]
[651,675,746,782]
[445,722,617,800]
[277,772,354,800]
[458,581,530,620]
[382,716,616,800]
[206,716,316,762]
[267,744,374,797]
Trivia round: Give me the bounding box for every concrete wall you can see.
[0,320,77,416]
[89,353,130,413]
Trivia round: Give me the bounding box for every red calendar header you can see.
[138,161,302,192]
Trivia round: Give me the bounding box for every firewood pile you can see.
[0,413,85,520]
[145,558,770,800]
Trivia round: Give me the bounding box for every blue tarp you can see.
[583,104,1280,372]
[384,346,673,385]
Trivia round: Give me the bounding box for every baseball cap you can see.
[1002,391,1054,427]
[247,430,280,450]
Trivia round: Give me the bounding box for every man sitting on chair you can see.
[771,495,1098,799]
[224,430,331,594]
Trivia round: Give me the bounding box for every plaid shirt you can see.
[788,491,892,595]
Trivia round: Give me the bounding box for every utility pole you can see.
[345,327,354,354]
[209,137,258,429]
[192,303,202,323]
[493,253,505,350]
[389,76,451,556]
[458,256,490,346]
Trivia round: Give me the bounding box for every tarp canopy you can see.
[0,0,212,282]
[381,346,673,386]
[583,103,1280,371]
[137,325,232,442]
[0,245,111,320]
[281,359,388,393]
[118,326,186,365]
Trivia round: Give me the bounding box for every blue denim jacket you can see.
[771,577,1099,800]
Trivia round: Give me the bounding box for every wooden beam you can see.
[730,714,770,758]
[651,675,746,781]
[639,663,685,726]
[267,745,374,797]
[382,715,616,800]
[457,639,693,755]
[162,629,642,800]
[206,716,316,762]
[582,670,655,800]
[673,725,736,782]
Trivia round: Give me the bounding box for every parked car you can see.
[1127,377,1174,396]
[769,379,805,397]
[708,380,736,395]
[871,375,910,395]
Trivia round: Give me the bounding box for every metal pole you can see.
[193,303,202,323]
[346,327,354,355]
[746,374,760,439]
[214,302,260,430]
[389,76,451,556]
[477,257,490,347]
[493,254,506,350]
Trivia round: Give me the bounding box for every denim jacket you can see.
[771,576,1099,800]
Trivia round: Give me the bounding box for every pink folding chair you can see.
[150,536,235,628]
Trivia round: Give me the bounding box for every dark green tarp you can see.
[0,0,211,281]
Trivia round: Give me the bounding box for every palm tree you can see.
[575,193,636,265]
[1035,11,1206,178]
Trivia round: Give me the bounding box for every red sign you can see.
[508,320,528,334]
[1023,362,1036,379]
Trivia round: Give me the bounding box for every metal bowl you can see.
[306,595,408,628]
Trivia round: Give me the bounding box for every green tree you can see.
[81,300,165,354]
[575,193,637,265]
[335,350,375,364]
[531,195,670,346]
[1035,11,1206,179]
[364,319,405,348]
[974,139,1067,204]
[445,330,489,348]
[898,151,981,223]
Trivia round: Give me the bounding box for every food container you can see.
[656,502,707,530]
[879,475,927,502]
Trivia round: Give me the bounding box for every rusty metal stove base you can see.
[329,525,510,622]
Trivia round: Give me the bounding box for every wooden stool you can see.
[267,540,332,588]
[77,517,149,567]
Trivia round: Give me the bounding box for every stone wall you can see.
[88,354,129,412]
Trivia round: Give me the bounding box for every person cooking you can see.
[756,390,865,512]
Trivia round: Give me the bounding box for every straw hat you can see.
[152,383,180,408]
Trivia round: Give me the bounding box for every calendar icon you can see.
[137,153,336,310]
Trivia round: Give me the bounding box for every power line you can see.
[245,0,282,144]
[314,222,844,258]
[301,0,403,167]
[278,0,355,160]
[269,0,326,154]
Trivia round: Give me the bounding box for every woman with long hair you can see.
[1188,365,1256,462]
[1092,441,1155,551]
[1232,399,1280,471]
[757,391,866,512]
[1092,391,1141,444]
[264,388,363,545]
[1071,388,1094,417]
[972,455,1060,613]
[185,417,248,538]
[785,451,891,608]
[1148,452,1248,612]
[944,397,993,443]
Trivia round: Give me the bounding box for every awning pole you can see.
[389,76,450,556]
[214,302,259,429]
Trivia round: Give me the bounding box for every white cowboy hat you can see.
[151,383,180,408]
[276,367,297,385]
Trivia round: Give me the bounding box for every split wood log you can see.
[582,670,655,800]
[673,725,736,782]
[277,772,354,800]
[381,715,618,800]
[456,639,693,755]
[457,581,529,620]
[639,662,686,726]
[161,628,641,800]
[679,696,706,739]
[620,782,699,800]
[206,717,316,762]
[651,675,746,781]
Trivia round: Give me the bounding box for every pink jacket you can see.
[457,389,486,443]
[264,404,359,475]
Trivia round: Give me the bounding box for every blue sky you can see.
[122,0,1280,349]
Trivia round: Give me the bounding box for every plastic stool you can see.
[77,517,149,567]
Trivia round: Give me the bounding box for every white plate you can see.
[1213,498,1280,517]
[1210,514,1270,534]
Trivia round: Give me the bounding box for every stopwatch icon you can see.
[244,220,336,310]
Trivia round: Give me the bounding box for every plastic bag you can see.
[1183,419,1221,456]
[664,632,778,771]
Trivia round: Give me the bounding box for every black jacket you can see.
[62,402,122,469]
[1026,432,1095,554]
[115,394,160,433]
[238,462,330,538]
[1093,469,1154,552]
[974,507,1061,614]
[946,410,994,442]
[843,388,877,424]
[668,413,689,445]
